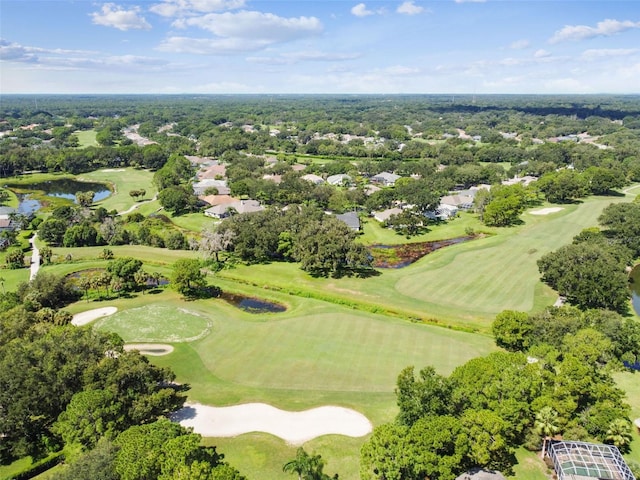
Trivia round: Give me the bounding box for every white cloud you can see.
[171,11,322,45]
[581,48,639,61]
[550,18,640,43]
[351,3,374,17]
[509,39,530,50]
[150,0,245,18]
[397,1,425,15]
[0,39,100,64]
[91,3,151,31]
[534,49,551,58]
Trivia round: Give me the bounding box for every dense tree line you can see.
[537,201,640,313]
[0,271,244,479]
[217,206,372,277]
[362,305,637,479]
[37,203,190,251]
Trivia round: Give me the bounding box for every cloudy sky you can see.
[1,0,639,94]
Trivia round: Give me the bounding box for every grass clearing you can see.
[78,168,157,214]
[94,304,212,342]
[73,129,97,148]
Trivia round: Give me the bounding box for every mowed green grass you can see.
[94,304,212,342]
[78,167,158,214]
[613,372,640,465]
[73,129,98,148]
[220,194,635,332]
[139,291,496,480]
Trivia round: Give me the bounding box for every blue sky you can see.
[1,0,639,94]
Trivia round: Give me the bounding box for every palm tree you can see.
[534,406,560,459]
[605,418,633,453]
[283,448,330,480]
[283,448,311,480]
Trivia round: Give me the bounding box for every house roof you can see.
[302,174,325,184]
[335,211,360,230]
[199,194,237,206]
[373,207,403,222]
[198,164,226,179]
[204,199,264,217]
[327,174,352,185]
[372,171,401,183]
[0,206,18,217]
[440,194,475,207]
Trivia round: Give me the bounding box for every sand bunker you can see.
[71,307,118,326]
[101,168,126,172]
[530,207,563,215]
[124,343,174,356]
[172,403,372,445]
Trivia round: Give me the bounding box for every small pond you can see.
[629,265,640,316]
[370,236,474,268]
[220,292,286,314]
[7,178,111,210]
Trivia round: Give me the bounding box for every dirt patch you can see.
[124,343,174,356]
[71,307,118,326]
[172,402,372,445]
[530,207,563,215]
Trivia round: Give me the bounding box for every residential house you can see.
[327,174,352,186]
[301,174,325,185]
[371,171,401,186]
[335,212,360,231]
[204,199,264,219]
[193,179,229,196]
[439,194,475,211]
[373,207,403,223]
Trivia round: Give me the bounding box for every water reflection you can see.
[630,265,640,316]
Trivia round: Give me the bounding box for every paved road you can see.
[29,233,40,281]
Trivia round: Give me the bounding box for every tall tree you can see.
[534,407,560,458]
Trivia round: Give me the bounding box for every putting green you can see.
[94,304,211,342]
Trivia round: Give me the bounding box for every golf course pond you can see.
[6,178,112,211]
[370,235,474,268]
[219,292,287,313]
[629,264,640,316]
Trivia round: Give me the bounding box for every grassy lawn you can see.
[508,448,552,480]
[62,285,495,480]
[94,304,212,342]
[73,129,98,148]
[613,371,640,465]
[357,211,493,246]
[79,167,157,214]
[3,177,638,479]
[219,194,635,332]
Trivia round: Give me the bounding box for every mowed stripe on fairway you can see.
[196,311,494,393]
[395,196,628,317]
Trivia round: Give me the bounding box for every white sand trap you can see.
[71,307,118,326]
[124,343,174,356]
[172,403,373,445]
[101,168,126,172]
[530,207,564,215]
